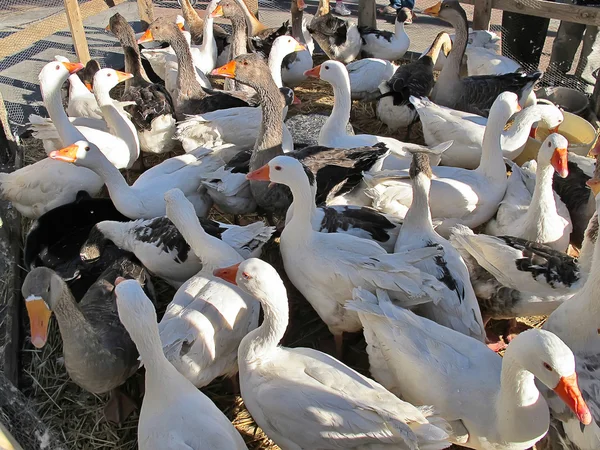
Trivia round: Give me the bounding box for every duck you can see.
[24,191,128,299]
[114,278,247,450]
[347,288,592,450]
[81,213,274,286]
[538,177,600,450]
[307,12,361,63]
[486,135,572,251]
[376,31,452,133]
[175,35,304,154]
[346,57,398,102]
[364,92,519,236]
[425,0,541,116]
[107,13,177,155]
[412,96,564,169]
[449,224,582,330]
[49,140,220,219]
[358,7,412,61]
[156,188,260,388]
[137,18,252,120]
[306,60,451,170]
[395,153,485,342]
[1,61,104,218]
[281,0,314,87]
[213,258,451,450]
[31,68,140,169]
[211,54,398,215]
[22,259,154,424]
[54,56,102,119]
[247,155,446,354]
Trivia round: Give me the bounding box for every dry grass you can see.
[15,66,545,450]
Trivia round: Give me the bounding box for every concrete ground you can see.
[0,0,567,134]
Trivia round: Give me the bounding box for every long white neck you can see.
[281,174,315,243]
[320,72,352,142]
[476,108,509,181]
[94,86,140,164]
[168,203,243,271]
[68,74,94,101]
[200,14,216,64]
[268,48,287,88]
[523,160,560,239]
[495,350,549,444]
[402,174,434,235]
[394,18,405,37]
[41,76,85,145]
[85,153,137,212]
[239,281,289,366]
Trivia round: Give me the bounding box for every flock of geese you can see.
[2,0,599,448]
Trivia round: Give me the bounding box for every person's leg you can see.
[575,25,600,91]
[334,0,351,15]
[548,20,586,75]
[501,12,550,69]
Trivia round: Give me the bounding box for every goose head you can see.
[22,267,66,348]
[213,258,286,302]
[114,278,158,349]
[92,68,133,96]
[489,91,522,125]
[397,7,414,25]
[507,329,592,425]
[304,60,348,87]
[209,0,243,20]
[211,54,271,88]
[424,0,467,27]
[106,12,134,40]
[271,35,306,60]
[409,153,433,181]
[50,140,106,169]
[294,0,306,11]
[39,59,83,96]
[537,133,569,178]
[246,155,314,189]
[137,17,182,45]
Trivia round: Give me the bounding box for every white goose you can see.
[464,47,521,76]
[50,141,220,219]
[347,57,397,102]
[359,7,412,61]
[364,92,519,236]
[157,188,260,388]
[281,0,314,87]
[54,56,102,119]
[247,155,446,354]
[307,60,451,170]
[539,178,600,450]
[348,288,592,450]
[114,278,247,450]
[411,96,563,169]
[1,61,104,218]
[175,35,304,153]
[213,258,451,450]
[31,68,140,169]
[396,153,485,342]
[486,134,572,251]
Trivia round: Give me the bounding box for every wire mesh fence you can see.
[0,0,597,135]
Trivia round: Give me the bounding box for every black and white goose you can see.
[307,12,361,63]
[358,7,412,61]
[81,213,275,286]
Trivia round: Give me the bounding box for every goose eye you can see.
[242,272,252,280]
[274,165,282,171]
[543,362,553,372]
[548,142,552,147]
[55,65,60,70]
[107,73,112,77]
[85,146,90,152]
[324,66,329,70]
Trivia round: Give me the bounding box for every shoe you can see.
[379,5,398,15]
[335,2,351,15]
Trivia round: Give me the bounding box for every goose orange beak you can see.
[115,277,127,286]
[297,0,306,10]
[115,70,134,83]
[105,24,111,32]
[211,60,236,78]
[213,263,240,285]
[551,147,569,178]
[210,5,224,17]
[246,164,270,181]
[295,42,306,52]
[176,21,185,31]
[549,125,560,134]
[137,28,154,44]
[50,143,79,163]
[516,103,522,112]
[62,61,84,74]
[292,95,301,105]
[304,65,321,78]
[25,296,52,349]
[529,126,537,139]
[84,82,93,92]
[554,373,593,425]
[586,178,600,196]
[424,2,441,16]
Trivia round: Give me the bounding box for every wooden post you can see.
[358,0,376,28]
[137,0,155,29]
[472,0,492,30]
[64,0,90,64]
